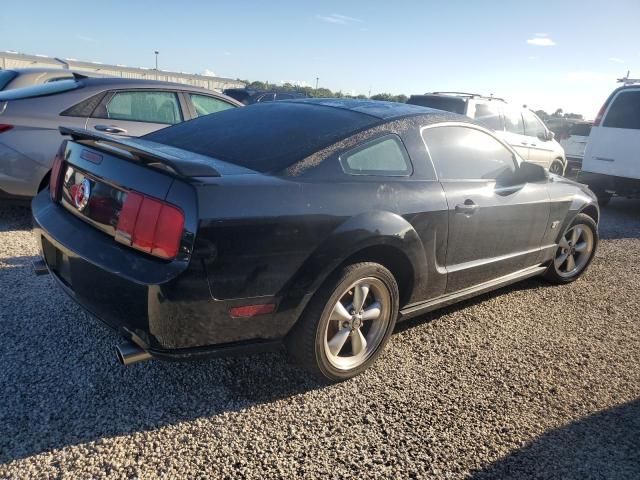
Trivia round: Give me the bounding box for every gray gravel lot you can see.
[0,199,639,479]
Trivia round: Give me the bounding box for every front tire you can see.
[544,213,598,284]
[549,159,565,176]
[286,262,399,382]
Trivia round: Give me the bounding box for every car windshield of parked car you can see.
[144,102,375,173]
[0,70,18,90]
[569,123,592,136]
[0,78,81,101]
[423,125,517,182]
[603,91,640,130]
[408,96,466,114]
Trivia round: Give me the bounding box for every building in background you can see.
[0,51,244,92]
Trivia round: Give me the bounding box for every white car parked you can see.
[581,81,640,205]
[559,122,592,173]
[407,92,568,175]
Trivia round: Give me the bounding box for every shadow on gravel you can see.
[395,277,545,334]
[599,198,640,240]
[470,398,640,479]
[0,204,31,232]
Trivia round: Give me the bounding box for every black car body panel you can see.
[32,100,599,360]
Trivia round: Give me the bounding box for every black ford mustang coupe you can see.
[32,99,599,381]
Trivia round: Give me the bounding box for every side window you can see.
[422,126,517,182]
[104,91,182,124]
[522,110,547,138]
[603,91,640,130]
[340,134,412,176]
[471,102,503,131]
[276,93,295,100]
[504,107,525,135]
[189,94,235,117]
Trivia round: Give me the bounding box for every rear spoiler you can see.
[59,126,221,177]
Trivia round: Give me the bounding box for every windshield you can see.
[0,70,18,90]
[0,79,81,101]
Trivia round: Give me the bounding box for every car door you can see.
[523,109,555,168]
[501,106,530,160]
[422,124,550,293]
[85,89,184,137]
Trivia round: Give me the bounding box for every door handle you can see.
[94,125,127,134]
[455,200,478,215]
[520,142,529,146]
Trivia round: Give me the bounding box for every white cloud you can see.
[527,37,556,46]
[608,57,625,63]
[317,13,363,25]
[223,51,231,56]
[202,69,217,77]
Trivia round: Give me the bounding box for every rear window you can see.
[0,70,18,90]
[407,96,466,114]
[0,79,81,101]
[603,91,640,130]
[144,102,375,173]
[569,123,592,136]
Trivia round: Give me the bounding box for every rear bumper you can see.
[31,191,287,359]
[578,171,640,196]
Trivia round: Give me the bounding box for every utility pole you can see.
[154,51,159,80]
[315,77,319,90]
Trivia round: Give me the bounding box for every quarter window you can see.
[422,126,516,181]
[189,94,235,117]
[504,107,525,135]
[603,91,640,130]
[105,91,182,124]
[522,110,547,138]
[340,135,412,176]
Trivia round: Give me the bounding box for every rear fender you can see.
[282,210,427,307]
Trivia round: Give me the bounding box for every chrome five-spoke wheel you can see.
[554,223,594,278]
[324,278,391,371]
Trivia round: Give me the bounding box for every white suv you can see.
[580,81,640,205]
[408,92,567,175]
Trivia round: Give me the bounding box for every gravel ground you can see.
[0,199,639,479]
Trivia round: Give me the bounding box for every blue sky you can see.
[2,0,638,118]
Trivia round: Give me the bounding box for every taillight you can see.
[115,192,185,260]
[0,124,13,133]
[49,140,68,201]
[593,92,615,127]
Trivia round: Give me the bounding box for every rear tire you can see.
[544,213,598,284]
[286,262,399,382]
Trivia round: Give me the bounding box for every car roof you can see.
[77,77,225,95]
[143,99,473,174]
[10,67,80,74]
[281,98,454,120]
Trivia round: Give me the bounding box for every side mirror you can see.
[537,131,554,142]
[517,161,548,183]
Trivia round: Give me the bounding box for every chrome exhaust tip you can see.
[116,341,152,365]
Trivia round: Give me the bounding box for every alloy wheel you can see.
[549,162,564,175]
[554,224,594,278]
[323,277,391,371]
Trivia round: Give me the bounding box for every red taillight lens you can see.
[593,104,606,127]
[229,304,276,318]
[0,124,13,133]
[115,192,185,260]
[49,140,68,201]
